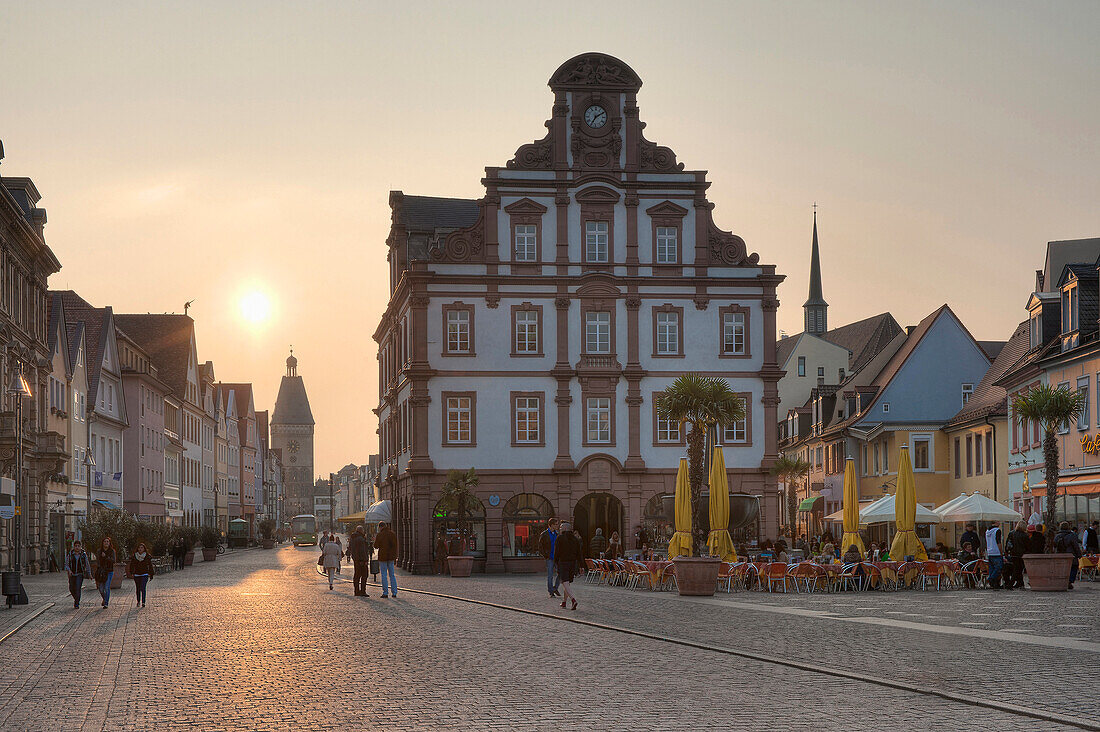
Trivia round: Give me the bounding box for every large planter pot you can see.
[673,556,721,596]
[183,551,195,566]
[1022,553,1074,591]
[448,555,474,577]
[111,563,126,589]
[201,548,218,562]
[262,539,275,550]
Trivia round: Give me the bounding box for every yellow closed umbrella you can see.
[890,446,928,561]
[841,457,866,558]
[668,457,693,559]
[706,447,737,561]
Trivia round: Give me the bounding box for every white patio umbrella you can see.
[859,494,941,524]
[937,493,1021,524]
[933,492,972,519]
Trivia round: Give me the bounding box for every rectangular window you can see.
[585,312,611,354]
[873,442,880,474]
[882,441,889,472]
[961,383,974,407]
[722,311,746,355]
[445,309,471,354]
[954,437,961,479]
[656,311,679,355]
[862,444,868,476]
[444,395,473,445]
[586,398,611,443]
[585,221,609,263]
[723,416,747,444]
[514,310,539,354]
[1078,376,1089,430]
[514,224,537,262]
[513,395,542,445]
[655,396,680,443]
[1058,381,1071,433]
[655,226,678,264]
[797,356,806,377]
[985,431,993,473]
[913,437,931,471]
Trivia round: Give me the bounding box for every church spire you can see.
[804,207,828,335]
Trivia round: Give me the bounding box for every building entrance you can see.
[573,492,623,558]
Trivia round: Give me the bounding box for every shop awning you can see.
[363,500,392,524]
[338,511,367,524]
[1027,474,1100,497]
[798,496,823,512]
[92,499,119,511]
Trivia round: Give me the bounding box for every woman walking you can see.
[321,533,343,590]
[129,541,155,608]
[553,520,583,611]
[95,536,117,608]
[64,540,91,609]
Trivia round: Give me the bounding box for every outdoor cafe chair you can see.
[959,559,988,589]
[893,561,923,590]
[584,559,600,584]
[729,562,754,592]
[716,561,738,593]
[789,563,823,594]
[837,563,862,592]
[918,561,945,591]
[659,562,676,592]
[1078,555,1097,582]
[762,562,792,593]
[627,561,653,591]
[857,563,883,591]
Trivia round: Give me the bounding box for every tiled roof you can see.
[397,194,480,231]
[272,374,314,426]
[978,340,1008,361]
[113,314,195,400]
[54,291,108,402]
[871,306,951,390]
[945,321,1029,429]
[821,312,903,373]
[775,334,800,368]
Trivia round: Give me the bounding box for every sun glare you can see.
[239,291,272,325]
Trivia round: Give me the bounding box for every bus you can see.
[291,514,318,546]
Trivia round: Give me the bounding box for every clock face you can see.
[288,440,300,453]
[583,105,608,129]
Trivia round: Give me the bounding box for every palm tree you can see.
[772,455,811,540]
[1010,384,1086,550]
[438,468,481,554]
[657,374,746,555]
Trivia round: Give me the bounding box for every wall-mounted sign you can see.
[1082,435,1100,455]
[488,495,500,507]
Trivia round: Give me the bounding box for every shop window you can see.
[432,495,486,558]
[501,493,554,558]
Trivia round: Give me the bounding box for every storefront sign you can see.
[1081,435,1100,455]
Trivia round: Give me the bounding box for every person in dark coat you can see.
[589,528,609,558]
[434,531,448,575]
[347,525,371,597]
[95,537,117,608]
[1027,525,1046,555]
[1086,520,1099,554]
[64,540,92,609]
[959,524,981,556]
[1053,522,1085,589]
[553,520,582,611]
[1004,522,1029,590]
[538,518,560,598]
[128,541,155,607]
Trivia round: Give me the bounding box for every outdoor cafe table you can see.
[640,560,669,588]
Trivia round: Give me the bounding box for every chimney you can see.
[905,326,916,336]
[1036,269,1045,292]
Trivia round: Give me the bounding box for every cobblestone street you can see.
[0,546,1095,731]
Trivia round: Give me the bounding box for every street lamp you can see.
[3,366,33,606]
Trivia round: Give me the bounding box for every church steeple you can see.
[804,208,828,335]
[286,346,298,377]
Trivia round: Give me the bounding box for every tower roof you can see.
[804,211,827,308]
[272,352,314,426]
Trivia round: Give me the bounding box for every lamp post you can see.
[328,472,335,532]
[4,366,33,606]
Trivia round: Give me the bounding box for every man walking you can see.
[373,521,399,598]
[589,528,608,558]
[985,520,1004,589]
[1085,520,1099,554]
[348,525,371,597]
[538,518,560,598]
[1053,521,1085,590]
[1004,521,1029,589]
[64,540,91,609]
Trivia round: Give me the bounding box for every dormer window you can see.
[1029,310,1041,350]
[1062,284,1078,334]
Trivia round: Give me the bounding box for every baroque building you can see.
[374,53,784,573]
[271,350,315,517]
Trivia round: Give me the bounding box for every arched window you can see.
[501,493,554,558]
[432,495,486,558]
[640,494,673,553]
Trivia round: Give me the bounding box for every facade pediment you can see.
[645,200,689,218]
[575,273,621,297]
[502,198,547,215]
[548,53,642,92]
[573,185,621,205]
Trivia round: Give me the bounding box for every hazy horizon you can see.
[2,1,1097,474]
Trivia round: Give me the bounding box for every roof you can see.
[396,194,480,231]
[871,306,958,390]
[945,320,1030,429]
[821,312,903,373]
[804,212,826,307]
[978,340,1007,361]
[46,293,71,378]
[113,314,195,400]
[54,291,109,401]
[776,334,801,368]
[1043,238,1100,292]
[272,374,314,426]
[219,382,255,420]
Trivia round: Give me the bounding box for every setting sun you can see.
[239,290,272,324]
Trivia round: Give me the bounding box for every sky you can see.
[1,1,1098,474]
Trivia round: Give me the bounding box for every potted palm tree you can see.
[657,374,745,595]
[259,519,276,549]
[772,455,811,543]
[181,526,199,566]
[439,468,480,577]
[1010,384,1085,591]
